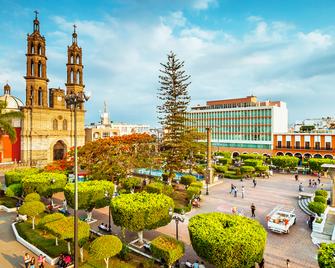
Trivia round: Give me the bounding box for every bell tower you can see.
[65,25,85,109]
[24,11,49,107]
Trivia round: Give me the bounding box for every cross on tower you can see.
[34,10,39,19]
[73,24,77,33]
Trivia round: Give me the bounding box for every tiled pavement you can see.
[1,173,323,267]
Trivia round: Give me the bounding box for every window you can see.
[326,142,332,150]
[305,142,310,149]
[76,70,80,84]
[31,60,34,76]
[277,141,282,148]
[295,141,300,149]
[76,55,80,64]
[38,44,42,55]
[102,132,110,138]
[38,89,42,106]
[286,141,291,149]
[53,119,58,130]
[63,119,67,130]
[38,61,42,77]
[315,142,320,150]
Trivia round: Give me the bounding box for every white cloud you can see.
[192,0,217,10]
[160,11,186,28]
[298,31,332,48]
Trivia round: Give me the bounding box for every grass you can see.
[0,196,18,208]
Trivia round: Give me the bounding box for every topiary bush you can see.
[240,154,264,160]
[255,165,269,172]
[25,193,41,202]
[315,190,328,198]
[224,174,243,180]
[120,177,142,190]
[314,196,327,204]
[309,158,335,172]
[180,175,196,186]
[151,235,185,266]
[218,158,231,165]
[271,156,299,170]
[308,201,326,216]
[318,243,335,268]
[38,213,65,227]
[240,166,255,174]
[190,181,203,189]
[145,182,173,196]
[18,201,45,229]
[243,159,263,167]
[22,172,67,197]
[5,168,40,186]
[5,183,22,197]
[188,212,267,268]
[186,186,201,200]
[213,165,228,174]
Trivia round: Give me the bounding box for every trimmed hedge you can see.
[255,165,269,172]
[151,235,185,266]
[186,186,201,200]
[240,166,255,174]
[214,151,231,158]
[240,154,264,160]
[213,165,228,173]
[111,192,174,232]
[243,159,263,167]
[218,158,231,165]
[315,190,328,198]
[314,196,327,204]
[5,168,40,186]
[190,181,203,189]
[188,212,267,268]
[308,202,326,216]
[318,243,335,268]
[25,193,41,202]
[22,172,67,197]
[180,175,196,186]
[89,235,123,262]
[120,177,141,190]
[309,158,335,172]
[224,174,243,180]
[145,182,173,196]
[5,183,23,197]
[271,156,299,169]
[38,213,66,228]
[174,204,192,214]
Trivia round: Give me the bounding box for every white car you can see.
[266,207,296,234]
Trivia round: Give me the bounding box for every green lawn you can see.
[0,196,18,208]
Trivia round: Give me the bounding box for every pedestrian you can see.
[37,254,43,268]
[321,184,324,190]
[199,261,206,268]
[234,187,238,197]
[193,260,199,268]
[62,199,67,211]
[230,184,234,194]
[253,178,257,187]
[295,174,298,181]
[251,203,256,218]
[185,259,192,268]
[30,257,36,268]
[318,173,321,184]
[299,183,303,192]
[309,179,312,187]
[286,259,290,268]
[259,258,265,268]
[241,186,245,199]
[42,255,46,268]
[23,253,31,268]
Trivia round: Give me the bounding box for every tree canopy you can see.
[0,99,23,143]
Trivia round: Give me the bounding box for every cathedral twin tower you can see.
[21,12,86,165]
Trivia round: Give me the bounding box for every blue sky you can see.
[1,0,335,126]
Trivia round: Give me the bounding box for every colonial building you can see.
[18,13,86,166]
[187,95,288,156]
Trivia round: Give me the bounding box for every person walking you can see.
[251,203,256,218]
[234,187,238,197]
[318,174,321,184]
[253,178,257,187]
[241,186,245,199]
[295,174,299,181]
[24,253,31,268]
[286,259,290,268]
[193,260,199,268]
[37,254,43,268]
[230,184,234,194]
[30,257,36,268]
[309,179,312,187]
[199,261,206,268]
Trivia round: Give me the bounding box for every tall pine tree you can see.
[157,51,191,180]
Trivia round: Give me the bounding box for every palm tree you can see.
[0,100,23,143]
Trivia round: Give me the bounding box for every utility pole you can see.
[206,127,213,184]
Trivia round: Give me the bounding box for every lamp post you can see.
[169,208,185,241]
[205,176,209,195]
[104,191,112,233]
[65,92,89,268]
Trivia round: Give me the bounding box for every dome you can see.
[0,84,24,111]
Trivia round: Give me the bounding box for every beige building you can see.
[20,14,86,166]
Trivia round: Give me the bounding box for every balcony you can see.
[274,146,333,151]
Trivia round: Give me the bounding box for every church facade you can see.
[18,13,86,166]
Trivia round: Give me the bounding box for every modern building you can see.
[273,133,335,159]
[85,103,150,142]
[187,95,288,156]
[292,117,335,133]
[0,13,86,165]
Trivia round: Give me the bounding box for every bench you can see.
[298,192,314,199]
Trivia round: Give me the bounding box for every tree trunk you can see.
[67,241,71,255]
[138,230,144,244]
[32,217,35,230]
[104,257,109,268]
[80,247,84,262]
[55,237,58,246]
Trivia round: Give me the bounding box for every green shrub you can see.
[194,165,205,175]
[5,183,23,197]
[309,158,335,172]
[214,151,231,158]
[240,166,255,174]
[308,202,326,216]
[89,235,123,263]
[5,168,40,186]
[22,172,67,197]
[111,192,174,232]
[151,235,185,266]
[174,204,192,214]
[38,213,65,227]
[190,181,203,189]
[25,193,40,202]
[118,243,130,261]
[146,182,173,196]
[244,159,263,167]
[271,156,299,169]
[314,196,327,204]
[120,177,141,190]
[18,201,45,229]
[180,175,196,186]
[213,165,228,173]
[318,243,335,268]
[188,212,267,268]
[225,170,236,175]
[255,165,269,172]
[224,174,243,180]
[186,186,201,200]
[218,158,231,165]
[240,154,264,160]
[315,190,328,198]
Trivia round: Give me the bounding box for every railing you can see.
[274,146,333,151]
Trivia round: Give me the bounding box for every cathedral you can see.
[0,13,86,166]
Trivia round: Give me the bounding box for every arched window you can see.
[72,70,76,84]
[38,61,42,77]
[71,54,74,64]
[38,44,42,55]
[53,119,58,130]
[38,88,43,106]
[76,71,80,84]
[30,43,34,54]
[63,119,67,130]
[30,87,34,105]
[31,60,34,76]
[76,55,80,64]
[70,69,74,83]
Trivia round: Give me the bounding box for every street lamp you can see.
[205,176,209,195]
[104,191,112,233]
[65,91,89,268]
[169,207,185,241]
